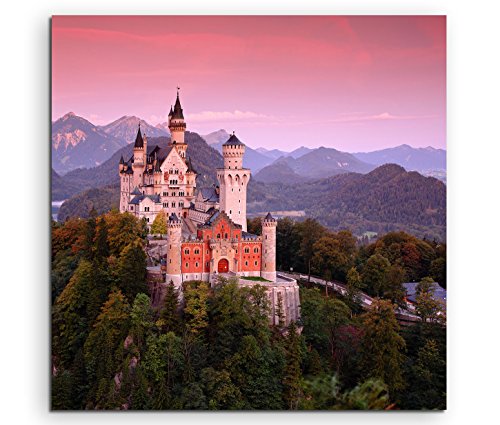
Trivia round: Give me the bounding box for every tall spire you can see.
[172,87,184,119]
[134,124,144,148]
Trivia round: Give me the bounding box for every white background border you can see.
[2,0,499,423]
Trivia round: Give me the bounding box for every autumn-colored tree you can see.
[150,210,167,235]
[360,299,406,396]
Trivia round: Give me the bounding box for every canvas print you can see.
[51,16,446,410]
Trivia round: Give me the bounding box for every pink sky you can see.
[52,15,446,151]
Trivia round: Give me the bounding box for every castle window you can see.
[172,192,176,197]
[206,250,209,254]
[244,247,250,254]
[185,263,189,268]
[163,192,167,196]
[194,249,200,255]
[184,249,190,255]
[265,235,267,240]
[225,233,228,239]
[217,233,221,239]
[146,218,149,222]
[254,261,258,266]
[195,262,199,268]
[245,261,248,266]
[229,210,232,214]
[254,247,259,253]
[172,202,176,207]
[163,203,167,208]
[130,206,133,210]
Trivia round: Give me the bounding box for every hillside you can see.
[248,164,446,240]
[254,147,376,182]
[52,113,127,174]
[51,169,83,201]
[250,160,306,184]
[57,185,120,221]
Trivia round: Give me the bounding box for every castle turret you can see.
[132,124,145,188]
[216,133,251,231]
[168,89,187,158]
[166,213,183,286]
[261,212,277,282]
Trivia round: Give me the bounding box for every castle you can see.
[119,91,300,325]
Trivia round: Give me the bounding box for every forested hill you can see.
[52,132,223,201]
[247,164,446,240]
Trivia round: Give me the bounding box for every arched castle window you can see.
[254,261,258,266]
[184,248,190,255]
[254,247,259,253]
[217,233,221,239]
[244,247,250,254]
[245,261,248,266]
[195,262,199,268]
[194,249,200,255]
[224,233,228,239]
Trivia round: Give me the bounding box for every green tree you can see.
[283,321,304,410]
[115,239,147,303]
[158,280,181,333]
[322,298,350,370]
[224,335,284,409]
[384,263,407,306]
[200,367,244,410]
[83,290,131,408]
[150,210,168,235]
[415,277,441,324]
[312,234,352,282]
[183,281,210,338]
[130,293,154,352]
[430,257,446,289]
[142,332,183,409]
[360,299,406,396]
[411,339,446,409]
[297,218,326,281]
[361,254,391,297]
[346,267,364,311]
[94,216,109,262]
[339,378,389,410]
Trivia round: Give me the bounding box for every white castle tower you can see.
[216,133,251,231]
[166,213,183,286]
[261,212,277,281]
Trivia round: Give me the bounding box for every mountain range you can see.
[100,115,168,144]
[52,113,128,174]
[253,147,376,183]
[352,144,446,171]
